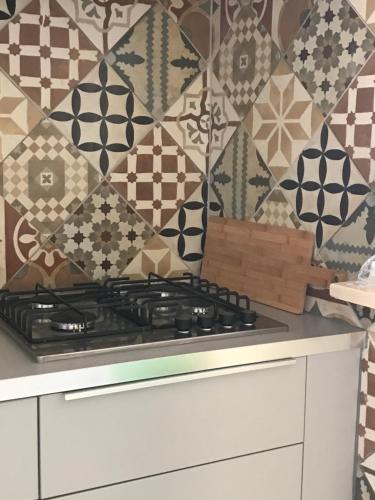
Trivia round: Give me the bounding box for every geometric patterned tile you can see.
[0,0,30,23]
[252,187,302,228]
[2,119,100,238]
[211,0,242,56]
[0,0,100,112]
[122,234,190,279]
[53,181,155,281]
[50,61,154,176]
[108,2,203,119]
[208,186,224,217]
[246,59,324,181]
[0,71,42,161]
[280,123,370,247]
[328,52,375,188]
[350,0,375,33]
[158,0,211,59]
[210,124,273,219]
[109,124,204,231]
[5,241,91,291]
[252,0,314,52]
[320,190,375,279]
[213,2,280,119]
[162,71,240,174]
[57,1,151,54]
[159,182,210,275]
[285,0,375,117]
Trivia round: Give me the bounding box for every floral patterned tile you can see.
[350,0,375,33]
[328,52,375,188]
[320,190,375,279]
[6,241,91,291]
[159,181,221,274]
[285,0,375,117]
[50,60,154,176]
[252,187,301,228]
[108,2,202,119]
[122,234,190,279]
[160,0,211,59]
[162,71,240,174]
[0,0,100,112]
[2,119,99,239]
[58,0,151,54]
[53,181,155,281]
[213,2,280,119]
[252,0,314,52]
[211,0,242,56]
[210,124,273,219]
[245,59,324,181]
[109,124,204,231]
[280,123,370,248]
[0,70,43,161]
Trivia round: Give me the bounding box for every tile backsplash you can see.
[0,0,223,290]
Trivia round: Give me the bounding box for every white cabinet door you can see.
[40,358,306,497]
[0,398,38,500]
[57,445,303,500]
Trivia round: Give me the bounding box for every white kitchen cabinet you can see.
[55,444,303,500]
[0,398,38,500]
[39,357,306,498]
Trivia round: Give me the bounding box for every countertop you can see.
[0,302,366,402]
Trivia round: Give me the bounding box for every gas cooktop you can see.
[0,273,288,362]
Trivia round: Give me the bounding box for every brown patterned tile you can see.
[109,124,204,231]
[0,0,100,111]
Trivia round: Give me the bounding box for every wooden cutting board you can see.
[201,217,346,314]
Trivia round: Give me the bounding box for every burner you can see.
[51,311,97,332]
[32,295,57,310]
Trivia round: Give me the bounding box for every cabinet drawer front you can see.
[40,358,306,498]
[0,398,38,500]
[57,445,303,500]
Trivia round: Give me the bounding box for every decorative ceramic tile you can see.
[0,0,100,112]
[0,71,42,161]
[208,186,224,217]
[280,124,370,248]
[57,0,151,54]
[122,234,190,279]
[328,52,375,188]
[6,241,91,291]
[252,0,314,52]
[53,182,155,280]
[2,119,99,238]
[0,197,83,287]
[109,124,204,231]
[285,0,375,117]
[246,60,324,180]
[213,2,280,119]
[159,182,212,274]
[350,0,375,33]
[160,0,211,59]
[162,71,240,174]
[0,0,31,23]
[320,191,375,278]
[108,2,202,119]
[252,187,301,228]
[50,61,154,176]
[211,0,242,56]
[210,124,272,219]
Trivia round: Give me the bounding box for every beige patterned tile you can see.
[58,1,151,54]
[122,234,190,279]
[0,71,42,161]
[246,59,324,181]
[252,187,301,228]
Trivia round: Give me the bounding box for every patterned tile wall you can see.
[208,0,375,495]
[0,0,225,290]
